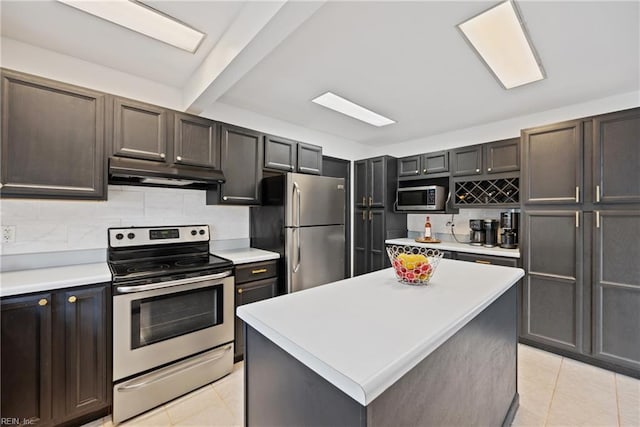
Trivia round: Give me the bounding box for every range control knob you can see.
[115,233,124,240]
[127,233,135,240]
[191,230,197,236]
[199,229,205,235]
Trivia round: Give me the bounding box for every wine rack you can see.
[454,177,519,206]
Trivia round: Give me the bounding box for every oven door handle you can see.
[115,271,232,294]
[116,344,233,392]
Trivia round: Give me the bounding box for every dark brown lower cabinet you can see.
[234,261,278,361]
[1,283,110,426]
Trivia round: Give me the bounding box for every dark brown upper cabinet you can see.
[112,97,168,162]
[522,120,583,205]
[297,142,322,175]
[484,138,520,174]
[218,124,263,205]
[593,108,640,204]
[173,113,220,169]
[1,69,106,200]
[451,145,483,177]
[398,152,449,178]
[264,135,297,172]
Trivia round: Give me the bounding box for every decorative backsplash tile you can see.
[0,185,249,255]
[408,208,510,240]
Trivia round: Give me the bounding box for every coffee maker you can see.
[469,219,485,246]
[483,219,499,248]
[500,211,520,249]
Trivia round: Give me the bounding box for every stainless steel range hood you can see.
[109,157,225,189]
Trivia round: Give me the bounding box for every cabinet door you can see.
[522,211,584,354]
[451,145,482,176]
[1,71,106,200]
[354,160,368,208]
[522,120,583,204]
[592,210,640,370]
[354,208,369,276]
[369,210,388,272]
[264,135,297,172]
[113,97,167,162]
[173,113,219,169]
[297,142,322,175]
[369,157,386,208]
[398,155,421,177]
[485,138,519,174]
[422,151,449,175]
[593,109,640,204]
[219,124,263,205]
[62,285,109,419]
[1,293,53,426]
[235,278,278,360]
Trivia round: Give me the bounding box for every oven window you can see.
[131,284,223,349]
[398,190,427,206]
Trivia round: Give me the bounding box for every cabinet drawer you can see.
[456,253,519,267]
[235,260,277,284]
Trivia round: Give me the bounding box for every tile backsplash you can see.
[408,208,510,241]
[0,185,249,255]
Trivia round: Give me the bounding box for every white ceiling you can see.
[1,1,639,146]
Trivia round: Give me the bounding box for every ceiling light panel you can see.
[58,0,205,53]
[458,0,544,89]
[312,92,395,127]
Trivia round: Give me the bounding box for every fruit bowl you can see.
[386,245,443,286]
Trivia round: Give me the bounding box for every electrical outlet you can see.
[2,225,16,243]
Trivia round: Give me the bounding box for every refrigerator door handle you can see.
[293,181,301,227]
[293,228,301,273]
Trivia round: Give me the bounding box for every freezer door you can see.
[286,225,345,293]
[285,173,345,227]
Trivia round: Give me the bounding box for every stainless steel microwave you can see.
[396,185,447,211]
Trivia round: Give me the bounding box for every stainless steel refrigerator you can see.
[250,173,345,293]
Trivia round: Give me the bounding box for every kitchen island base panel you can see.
[244,286,518,426]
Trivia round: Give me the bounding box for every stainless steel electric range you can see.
[107,225,234,425]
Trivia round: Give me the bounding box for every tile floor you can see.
[86,344,639,427]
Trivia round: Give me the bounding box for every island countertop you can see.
[237,259,524,406]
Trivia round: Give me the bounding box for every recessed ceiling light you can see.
[58,0,205,53]
[311,92,395,127]
[458,0,545,89]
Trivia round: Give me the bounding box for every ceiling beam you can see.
[182,1,325,114]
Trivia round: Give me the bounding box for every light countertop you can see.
[386,238,520,258]
[0,263,111,297]
[212,247,280,265]
[237,260,524,406]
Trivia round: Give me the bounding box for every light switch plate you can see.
[2,225,16,243]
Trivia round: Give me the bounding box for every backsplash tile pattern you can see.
[408,208,510,241]
[0,185,249,255]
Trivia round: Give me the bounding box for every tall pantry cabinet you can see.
[520,107,640,376]
[353,156,407,276]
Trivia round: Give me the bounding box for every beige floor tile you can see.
[120,407,171,427]
[101,415,115,427]
[214,369,244,417]
[80,417,104,427]
[174,405,238,427]
[518,344,563,388]
[165,385,223,424]
[616,373,640,427]
[511,405,546,427]
[546,358,618,426]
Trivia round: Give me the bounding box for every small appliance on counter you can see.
[469,219,485,246]
[500,210,520,249]
[483,219,500,247]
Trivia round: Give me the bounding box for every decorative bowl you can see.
[386,245,443,286]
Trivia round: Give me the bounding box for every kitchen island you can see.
[237,259,524,426]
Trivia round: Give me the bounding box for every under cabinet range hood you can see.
[108,157,225,189]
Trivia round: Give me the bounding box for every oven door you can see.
[113,271,234,381]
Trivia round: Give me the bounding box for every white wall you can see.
[372,90,640,158]
[0,186,248,255]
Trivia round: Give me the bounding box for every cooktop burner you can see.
[109,254,232,282]
[125,263,171,273]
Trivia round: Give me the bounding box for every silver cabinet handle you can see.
[487,167,492,172]
[596,185,600,202]
[116,271,231,293]
[176,156,182,161]
[575,186,580,203]
[362,211,366,221]
[596,211,600,228]
[160,153,166,159]
[117,345,232,392]
[475,168,480,173]
[575,211,579,228]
